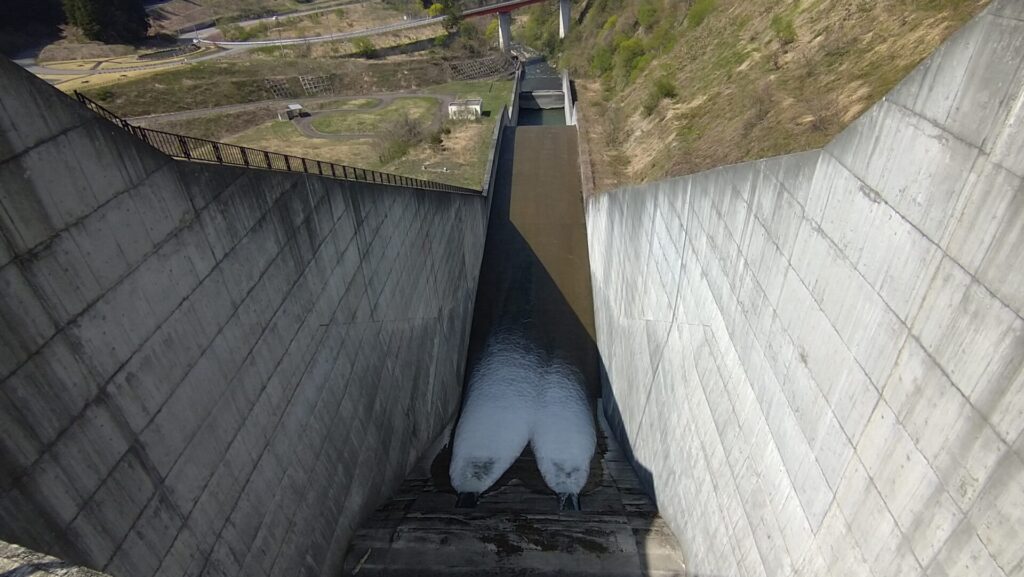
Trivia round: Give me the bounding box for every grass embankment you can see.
[147,0,351,34]
[311,97,436,133]
[228,121,381,167]
[205,79,511,189]
[79,57,449,116]
[385,80,512,189]
[219,3,404,41]
[532,0,990,191]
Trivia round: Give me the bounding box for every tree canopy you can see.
[62,0,149,43]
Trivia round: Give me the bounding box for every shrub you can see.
[602,15,618,31]
[647,20,677,54]
[591,44,613,75]
[637,3,658,29]
[770,13,796,44]
[614,37,645,78]
[686,0,716,28]
[377,111,427,163]
[485,18,499,42]
[652,75,677,99]
[353,37,377,58]
[427,3,444,17]
[642,75,677,116]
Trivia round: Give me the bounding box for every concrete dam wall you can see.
[0,57,488,577]
[587,3,1024,577]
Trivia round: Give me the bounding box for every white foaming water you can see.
[449,335,539,494]
[532,359,596,495]
[449,333,596,497]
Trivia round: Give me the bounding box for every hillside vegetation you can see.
[524,0,990,191]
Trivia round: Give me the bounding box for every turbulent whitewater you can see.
[449,332,596,500]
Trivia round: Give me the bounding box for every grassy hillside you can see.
[526,0,990,191]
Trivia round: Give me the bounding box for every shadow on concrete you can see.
[439,124,685,574]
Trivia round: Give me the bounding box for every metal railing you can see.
[74,92,482,195]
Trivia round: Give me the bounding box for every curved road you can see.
[17,0,547,77]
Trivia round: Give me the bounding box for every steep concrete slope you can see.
[587,2,1024,576]
[0,56,489,577]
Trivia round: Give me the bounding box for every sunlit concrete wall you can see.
[0,57,488,577]
[586,2,1024,576]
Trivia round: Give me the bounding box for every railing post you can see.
[77,90,466,195]
[178,135,191,159]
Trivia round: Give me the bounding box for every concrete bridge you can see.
[2,2,1024,577]
[459,0,573,53]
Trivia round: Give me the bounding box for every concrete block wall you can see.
[0,57,488,577]
[586,3,1024,576]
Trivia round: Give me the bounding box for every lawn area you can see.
[136,106,280,140]
[311,97,437,134]
[160,79,514,189]
[383,120,494,189]
[429,80,513,118]
[78,56,449,116]
[377,80,513,188]
[226,120,381,167]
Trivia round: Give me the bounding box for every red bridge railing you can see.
[74,91,482,196]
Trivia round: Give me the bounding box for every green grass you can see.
[427,80,514,116]
[686,0,717,28]
[227,120,381,166]
[79,57,449,117]
[311,97,437,134]
[770,13,797,44]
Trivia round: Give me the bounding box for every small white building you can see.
[279,103,305,120]
[448,99,483,120]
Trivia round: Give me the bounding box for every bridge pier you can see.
[497,11,512,53]
[559,0,570,39]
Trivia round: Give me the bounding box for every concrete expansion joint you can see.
[878,97,984,155]
[823,150,1024,324]
[6,187,346,487]
[0,116,93,166]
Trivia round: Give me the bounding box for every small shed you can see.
[279,103,305,120]
[448,99,483,120]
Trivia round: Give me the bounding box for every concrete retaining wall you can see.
[0,57,488,577]
[586,3,1024,576]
